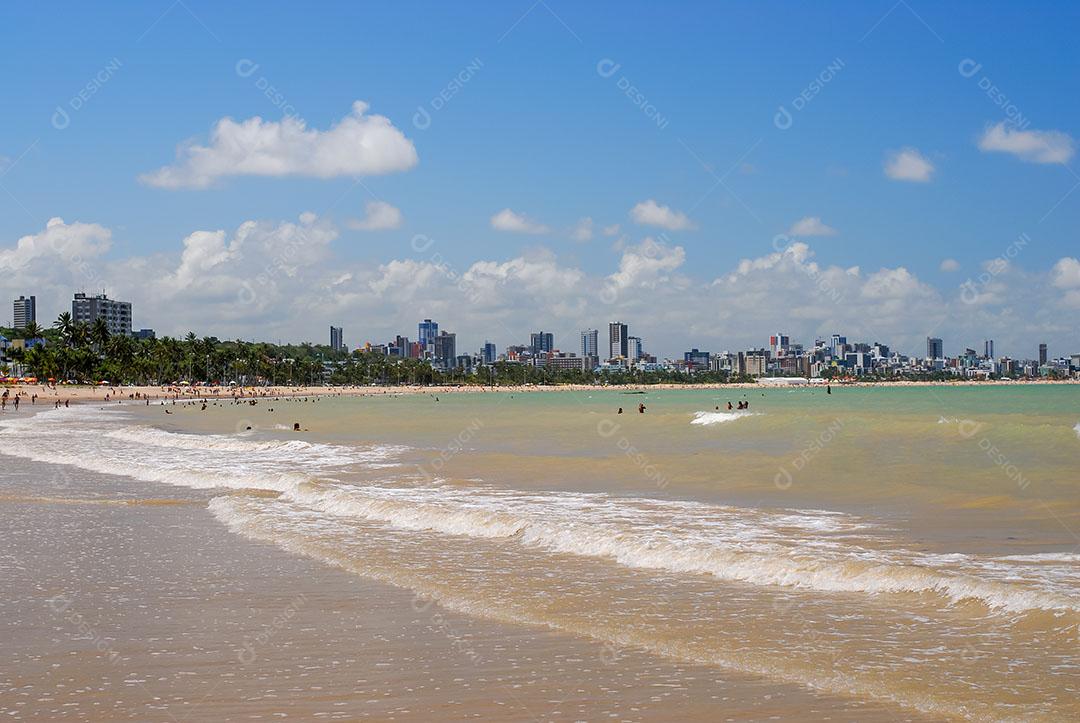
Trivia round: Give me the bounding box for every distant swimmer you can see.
[827,384,832,395]
[618,407,624,414]
[165,409,173,414]
[727,402,733,410]
[293,422,301,431]
[638,403,646,414]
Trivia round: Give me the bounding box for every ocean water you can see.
[2,385,1078,720]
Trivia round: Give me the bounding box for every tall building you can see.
[13,295,36,330]
[830,334,847,358]
[482,341,497,365]
[926,337,943,360]
[530,332,554,355]
[418,319,439,348]
[684,348,710,370]
[770,333,790,356]
[1039,343,1048,366]
[432,331,456,369]
[330,325,344,351]
[984,339,994,359]
[608,321,628,360]
[580,329,598,360]
[626,336,643,362]
[72,293,131,336]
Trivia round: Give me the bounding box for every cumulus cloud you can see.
[3,214,1076,360]
[788,216,836,237]
[347,200,404,231]
[607,237,686,290]
[884,148,934,182]
[977,122,1075,164]
[569,217,594,242]
[139,101,418,189]
[602,223,621,237]
[0,217,112,272]
[490,208,550,234]
[940,258,960,272]
[1050,257,1080,288]
[629,199,696,230]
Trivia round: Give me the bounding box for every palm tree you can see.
[91,318,110,352]
[21,321,43,342]
[54,312,74,346]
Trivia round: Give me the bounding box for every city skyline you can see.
[1,3,1078,357]
[5,288,1070,365]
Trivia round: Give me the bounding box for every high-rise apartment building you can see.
[432,331,456,369]
[418,319,439,348]
[984,339,994,359]
[608,321,628,361]
[830,334,847,358]
[482,341,497,365]
[13,295,36,330]
[580,329,598,361]
[72,293,131,336]
[1039,343,1047,366]
[530,332,554,355]
[927,337,943,360]
[330,325,344,351]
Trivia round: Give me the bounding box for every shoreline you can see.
[0,427,929,721]
[5,376,1079,406]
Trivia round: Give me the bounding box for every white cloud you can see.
[347,200,404,231]
[788,216,836,237]
[490,208,550,234]
[4,215,1076,360]
[569,217,594,242]
[607,237,686,290]
[884,148,934,182]
[940,258,960,272]
[977,122,1075,164]
[602,223,621,237]
[629,199,696,230]
[139,101,418,189]
[1050,257,1080,289]
[0,217,111,272]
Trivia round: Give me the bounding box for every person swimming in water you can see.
[638,403,646,414]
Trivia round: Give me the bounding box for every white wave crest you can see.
[275,482,1080,615]
[691,410,754,426]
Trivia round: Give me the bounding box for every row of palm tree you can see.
[8,314,335,386]
[7,314,758,387]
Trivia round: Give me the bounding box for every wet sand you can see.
[0,461,929,721]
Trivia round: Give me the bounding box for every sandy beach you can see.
[5,376,1078,408]
[0,445,923,722]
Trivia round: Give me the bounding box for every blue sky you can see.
[1,1,1078,357]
